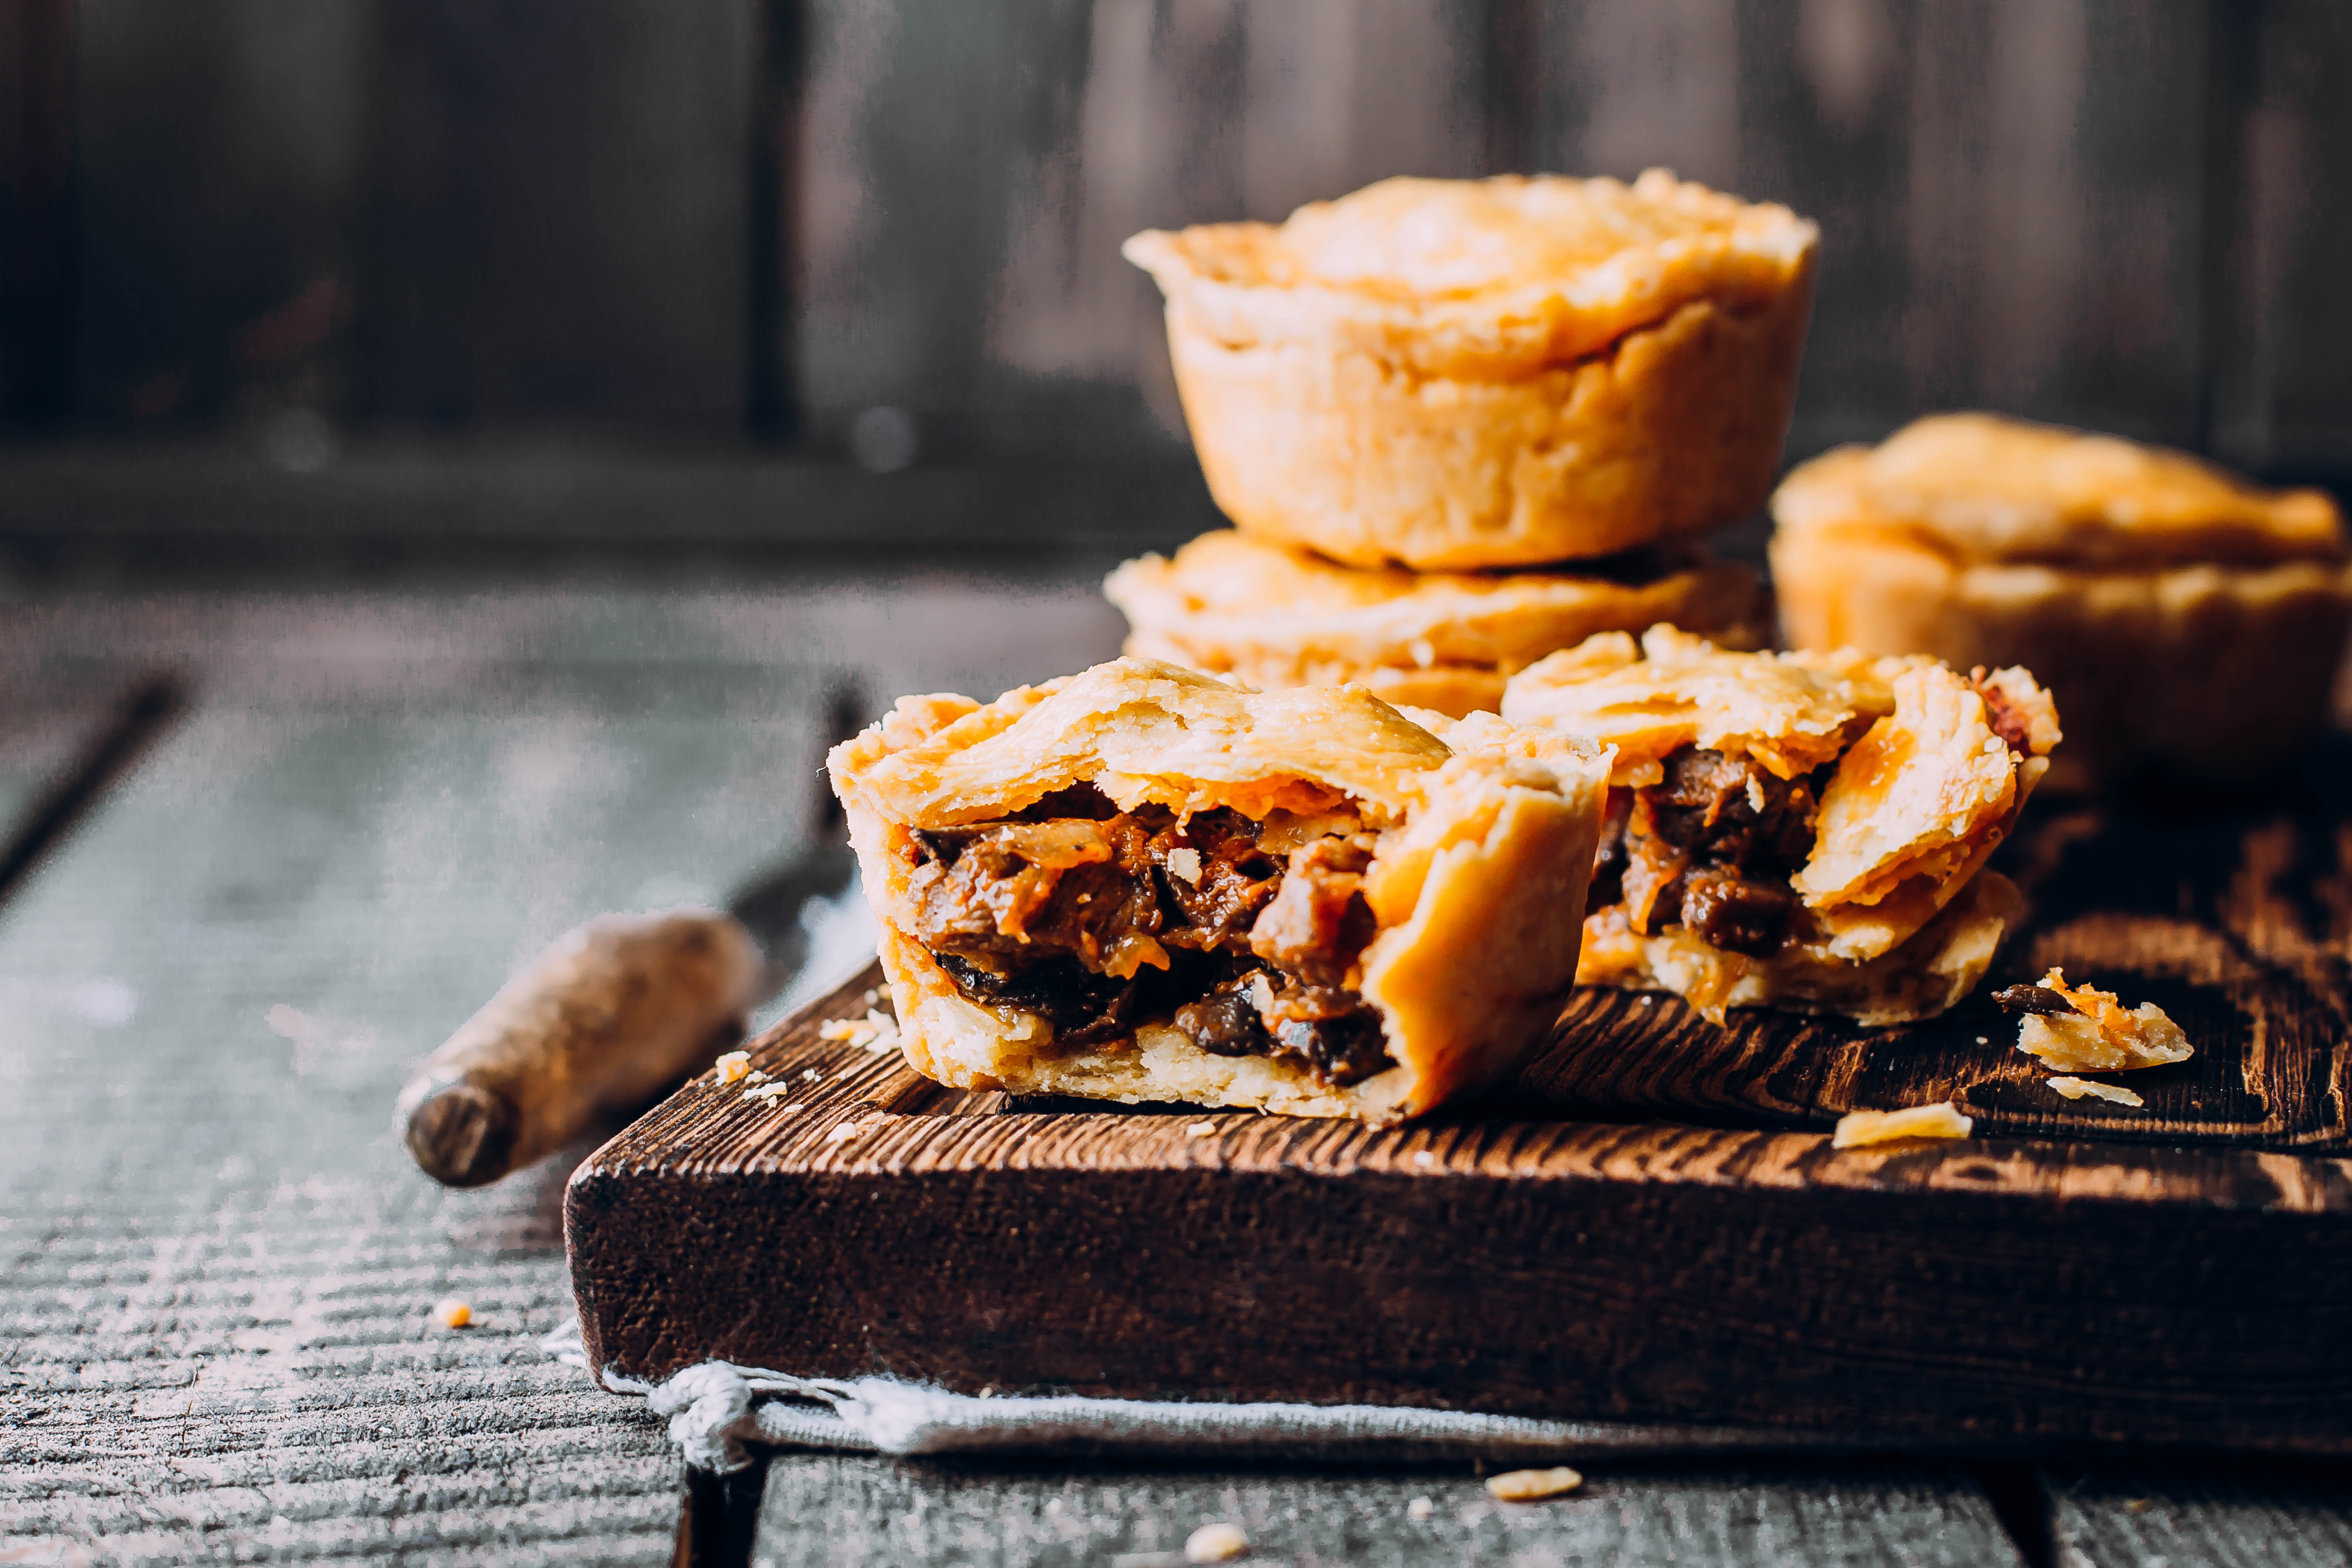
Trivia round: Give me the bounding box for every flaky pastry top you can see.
[1773,412,2348,569]
[1103,530,1761,675]
[829,657,1606,829]
[1500,626,1920,787]
[1123,170,1818,379]
[1503,628,2060,961]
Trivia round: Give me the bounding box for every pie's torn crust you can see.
[1501,626,2058,1022]
[2047,1076,2144,1107]
[1103,530,1768,719]
[2011,968,2194,1074]
[1124,171,1819,570]
[827,657,1611,1123]
[1771,412,2352,788]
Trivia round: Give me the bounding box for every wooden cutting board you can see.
[566,745,2352,1453]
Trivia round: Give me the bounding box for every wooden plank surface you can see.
[570,957,2352,1452]
[0,579,1120,1563]
[2044,1461,2352,1568]
[750,1455,2028,1567]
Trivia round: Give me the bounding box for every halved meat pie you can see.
[1501,627,2060,1024]
[829,657,1610,1122]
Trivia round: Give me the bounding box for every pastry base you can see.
[1771,529,2352,789]
[1577,870,2027,1026]
[1165,281,1814,571]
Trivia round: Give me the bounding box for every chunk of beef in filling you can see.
[904,786,1394,1085]
[1597,747,1822,958]
[1970,671,2036,757]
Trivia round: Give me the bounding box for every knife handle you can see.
[398,909,763,1187]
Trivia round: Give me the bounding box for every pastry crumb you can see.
[1184,1522,1249,1562]
[1832,1102,1972,1149]
[1185,1120,1217,1138]
[1486,1465,1584,1502]
[825,1114,883,1144]
[1407,1495,1434,1520]
[2002,968,2192,1073]
[1413,1150,1436,1168]
[432,1297,472,1329]
[817,1009,903,1055]
[1164,847,1203,885]
[2047,1076,2144,1107]
[713,1050,751,1085]
[744,1082,798,1106]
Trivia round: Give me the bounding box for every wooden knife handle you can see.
[398,909,763,1187]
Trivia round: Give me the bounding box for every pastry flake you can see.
[1772,413,2352,788]
[1105,530,1767,719]
[829,658,1611,1123]
[2046,1076,2144,1107]
[1831,1102,1973,1149]
[1502,628,2058,1021]
[1996,969,2193,1073]
[1125,171,1818,569]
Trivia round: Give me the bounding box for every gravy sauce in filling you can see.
[903,784,1395,1086]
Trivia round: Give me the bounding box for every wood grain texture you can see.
[0,578,1121,1562]
[2044,1461,2352,1568]
[750,1454,2029,1567]
[569,946,2352,1450]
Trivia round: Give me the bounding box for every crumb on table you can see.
[713,1049,751,1085]
[2007,968,2193,1073]
[1485,1465,1584,1502]
[1184,1522,1250,1562]
[1831,1102,1972,1149]
[2047,1076,2145,1107]
[818,1009,902,1054]
[432,1297,472,1329]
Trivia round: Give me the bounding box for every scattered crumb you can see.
[861,988,881,1007]
[2125,1498,2152,1514]
[1975,1036,1989,1046]
[818,1009,903,1055]
[1412,1150,1436,1168]
[1184,1522,1250,1563]
[802,1068,821,1082]
[2009,968,2194,1073]
[978,1386,995,1399]
[1407,1496,1434,1520]
[432,1298,472,1329]
[825,1114,884,1144]
[1485,1465,1584,1502]
[2047,1076,2145,1107]
[1185,1120,1217,1138]
[713,1050,751,1085]
[1832,1102,1973,1149]
[1638,996,1654,1006]
[1045,1498,1065,1517]
[1164,847,1203,885]
[744,1082,799,1107]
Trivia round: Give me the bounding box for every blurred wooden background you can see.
[2,0,2348,520]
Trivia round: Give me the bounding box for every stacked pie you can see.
[1109,169,1815,716]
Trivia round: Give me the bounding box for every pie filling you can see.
[902,784,1397,1087]
[1592,678,2035,958]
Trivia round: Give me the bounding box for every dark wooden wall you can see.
[2,0,2347,479]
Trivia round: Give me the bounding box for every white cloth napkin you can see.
[544,1323,1872,1475]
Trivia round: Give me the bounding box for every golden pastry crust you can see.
[1502,628,2058,1020]
[1125,171,1818,570]
[828,658,1610,1122]
[1103,530,1768,719]
[1772,414,2352,787]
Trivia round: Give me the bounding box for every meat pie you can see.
[830,657,1611,1122]
[1502,626,2061,1024]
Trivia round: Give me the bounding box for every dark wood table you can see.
[5,571,2351,1566]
